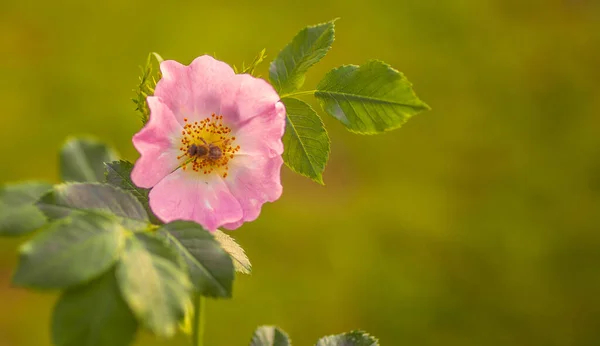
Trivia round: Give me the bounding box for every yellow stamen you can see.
[178,114,239,178]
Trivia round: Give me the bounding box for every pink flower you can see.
[131,55,286,231]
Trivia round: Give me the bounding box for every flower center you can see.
[177,114,240,178]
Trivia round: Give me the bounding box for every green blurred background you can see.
[1,0,600,345]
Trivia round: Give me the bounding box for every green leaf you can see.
[281,98,330,184]
[12,212,125,289]
[315,331,379,346]
[315,60,430,134]
[241,48,267,76]
[157,221,234,298]
[250,326,291,346]
[104,160,160,224]
[60,137,119,183]
[133,52,163,124]
[116,233,191,337]
[37,183,149,226]
[214,230,251,274]
[0,181,51,236]
[104,161,148,206]
[270,20,336,95]
[52,270,138,346]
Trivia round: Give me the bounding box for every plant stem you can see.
[192,295,206,346]
[280,90,317,99]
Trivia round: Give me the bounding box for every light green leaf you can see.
[157,221,234,298]
[52,270,138,346]
[315,60,430,134]
[12,212,125,289]
[281,97,330,184]
[241,48,267,76]
[37,183,149,227]
[60,137,119,183]
[214,230,251,274]
[104,160,160,224]
[250,325,291,346]
[270,20,336,95]
[315,331,379,346]
[0,181,51,236]
[116,233,191,338]
[133,52,163,124]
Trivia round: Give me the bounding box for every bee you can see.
[207,144,222,161]
[187,143,208,158]
[188,139,222,161]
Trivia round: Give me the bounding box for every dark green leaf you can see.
[0,181,51,236]
[52,270,138,346]
[37,183,149,226]
[104,160,160,224]
[157,221,234,298]
[250,326,291,346]
[12,212,125,289]
[116,233,191,337]
[315,331,379,346]
[60,137,119,183]
[104,161,148,206]
[214,230,251,274]
[270,20,336,95]
[281,98,330,184]
[315,60,430,134]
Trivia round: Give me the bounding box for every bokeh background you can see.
[1,0,600,345]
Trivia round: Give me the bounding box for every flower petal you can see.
[131,97,183,188]
[234,100,286,158]
[155,55,236,124]
[220,74,283,128]
[149,169,243,231]
[137,55,286,231]
[221,155,283,230]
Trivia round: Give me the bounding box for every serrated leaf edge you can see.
[213,230,252,274]
[104,161,149,205]
[315,60,431,135]
[13,211,127,290]
[270,19,338,93]
[281,97,330,184]
[316,330,379,346]
[159,229,233,298]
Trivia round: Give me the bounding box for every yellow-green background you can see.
[1,0,599,345]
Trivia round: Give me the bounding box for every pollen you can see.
[177,114,240,178]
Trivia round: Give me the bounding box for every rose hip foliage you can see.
[269,20,429,184]
[1,19,429,345]
[4,138,239,346]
